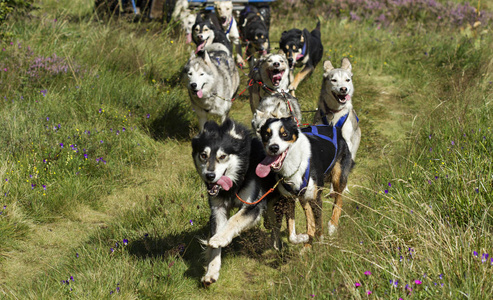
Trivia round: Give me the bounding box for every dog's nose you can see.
[340,87,347,93]
[269,144,279,154]
[190,82,197,89]
[273,62,280,67]
[205,172,215,181]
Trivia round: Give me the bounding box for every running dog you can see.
[256,117,354,242]
[251,93,302,138]
[192,14,233,55]
[313,58,361,161]
[279,21,323,96]
[214,1,244,65]
[170,0,196,44]
[183,44,240,130]
[192,119,279,286]
[248,53,292,113]
[239,5,270,69]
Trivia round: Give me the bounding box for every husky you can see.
[214,1,244,65]
[239,5,270,69]
[256,117,354,242]
[251,93,302,138]
[192,119,280,286]
[279,21,323,96]
[248,53,293,113]
[313,58,361,161]
[183,44,240,130]
[170,0,196,44]
[192,14,232,55]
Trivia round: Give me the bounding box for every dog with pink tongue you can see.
[192,119,280,286]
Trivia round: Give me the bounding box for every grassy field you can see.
[0,0,492,298]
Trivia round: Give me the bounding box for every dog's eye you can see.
[200,153,207,160]
[281,132,288,138]
[218,154,227,160]
[188,72,192,76]
[346,79,351,82]
[200,73,204,76]
[204,28,209,32]
[331,79,337,82]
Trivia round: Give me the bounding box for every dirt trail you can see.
[0,74,415,294]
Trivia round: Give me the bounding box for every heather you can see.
[0,0,492,298]
[313,0,492,28]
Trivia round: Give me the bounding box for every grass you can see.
[0,0,492,298]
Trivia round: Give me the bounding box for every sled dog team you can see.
[179,1,361,286]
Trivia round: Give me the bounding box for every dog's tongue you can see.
[345,94,351,101]
[256,155,279,178]
[272,73,282,85]
[217,176,233,191]
[296,53,304,61]
[196,41,206,53]
[197,89,203,98]
[186,33,192,44]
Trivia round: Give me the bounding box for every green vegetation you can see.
[0,0,492,298]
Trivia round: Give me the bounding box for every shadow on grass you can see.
[127,224,294,284]
[148,98,192,141]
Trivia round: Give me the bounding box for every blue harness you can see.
[282,125,338,195]
[321,111,359,128]
[225,17,234,35]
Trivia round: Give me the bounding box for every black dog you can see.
[279,21,323,96]
[192,13,232,55]
[192,119,280,286]
[239,5,270,69]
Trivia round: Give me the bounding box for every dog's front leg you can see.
[289,65,314,95]
[328,162,345,235]
[208,205,263,248]
[202,202,228,286]
[299,196,316,245]
[195,108,208,131]
[286,198,309,244]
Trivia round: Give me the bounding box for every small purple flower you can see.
[473,251,478,257]
[388,182,391,187]
[366,290,372,295]
[60,143,64,148]
[123,239,128,246]
[439,274,443,279]
[384,189,388,194]
[110,248,114,253]
[355,282,361,287]
[451,141,455,145]
[415,280,422,285]
[189,219,194,225]
[43,185,47,190]
[481,253,489,263]
[76,253,79,258]
[146,114,150,119]
[364,271,371,276]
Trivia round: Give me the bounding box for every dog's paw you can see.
[201,273,219,287]
[328,222,338,236]
[289,233,309,244]
[208,235,232,248]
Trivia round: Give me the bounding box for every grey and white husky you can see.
[192,119,279,286]
[313,57,361,160]
[251,93,302,138]
[183,44,240,130]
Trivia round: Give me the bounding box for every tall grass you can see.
[1,0,492,298]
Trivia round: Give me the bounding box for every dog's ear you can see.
[195,13,203,23]
[341,57,352,72]
[323,60,334,72]
[227,121,244,140]
[198,50,212,64]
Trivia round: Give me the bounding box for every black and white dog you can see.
[256,117,354,244]
[239,5,270,69]
[279,21,323,96]
[192,119,279,286]
[192,14,233,55]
